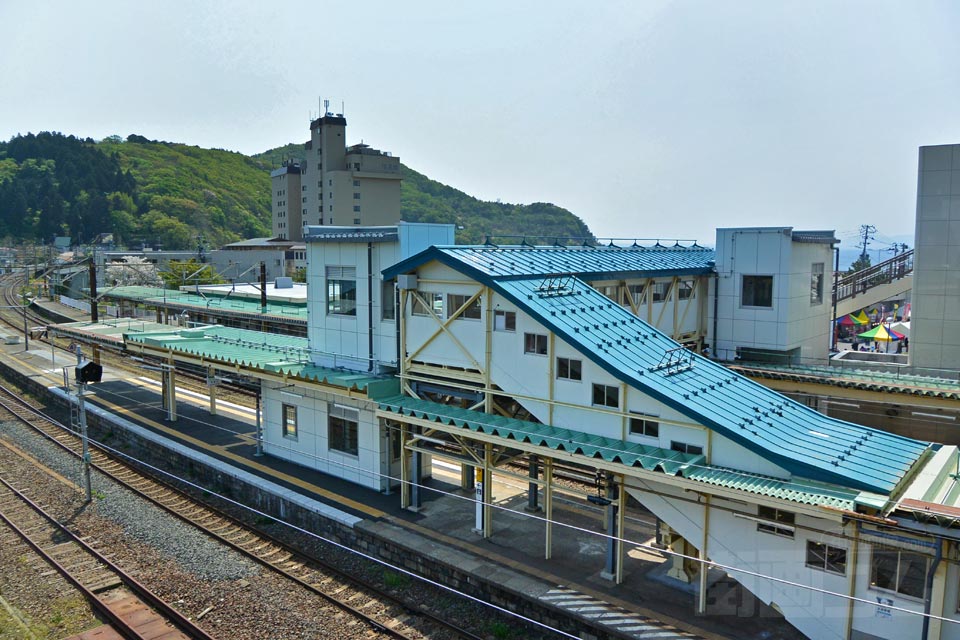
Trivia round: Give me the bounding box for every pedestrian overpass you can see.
[833,249,913,319]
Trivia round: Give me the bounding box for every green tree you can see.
[160,259,226,289]
[848,253,872,273]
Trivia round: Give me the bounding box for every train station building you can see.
[29,219,940,640]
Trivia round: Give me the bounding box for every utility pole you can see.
[21,276,28,352]
[858,224,877,259]
[88,258,98,323]
[71,345,92,503]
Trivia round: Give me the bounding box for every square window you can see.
[756,505,795,538]
[652,281,671,302]
[592,383,619,408]
[629,412,659,437]
[557,357,582,381]
[810,263,824,305]
[742,275,774,307]
[328,404,359,456]
[326,266,357,316]
[447,294,481,320]
[353,205,361,212]
[282,403,298,439]
[628,283,645,305]
[353,180,360,187]
[806,541,847,576]
[678,280,694,300]
[412,292,443,317]
[524,333,548,355]
[494,309,516,331]
[353,192,361,199]
[871,549,929,600]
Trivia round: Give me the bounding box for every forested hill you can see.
[0,132,593,249]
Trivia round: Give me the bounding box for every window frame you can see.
[629,412,660,438]
[810,263,824,306]
[670,440,703,456]
[328,404,359,456]
[870,548,930,601]
[326,278,357,316]
[381,280,395,321]
[411,292,443,317]
[806,540,847,576]
[447,293,481,321]
[523,332,548,356]
[592,383,619,409]
[756,505,795,538]
[651,281,671,303]
[556,357,582,381]
[494,309,516,332]
[282,403,298,440]
[741,274,774,308]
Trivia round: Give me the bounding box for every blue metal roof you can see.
[383,244,716,282]
[487,277,929,495]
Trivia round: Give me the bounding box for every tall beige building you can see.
[911,143,960,371]
[271,112,402,241]
[271,161,301,240]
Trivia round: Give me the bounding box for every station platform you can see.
[0,323,802,640]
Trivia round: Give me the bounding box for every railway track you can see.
[0,380,493,640]
[0,272,256,405]
[0,473,214,640]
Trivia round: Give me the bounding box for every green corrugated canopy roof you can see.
[377,395,862,510]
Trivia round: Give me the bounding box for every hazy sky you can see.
[2,2,958,248]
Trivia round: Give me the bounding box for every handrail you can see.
[833,250,913,304]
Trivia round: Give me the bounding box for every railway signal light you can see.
[75,360,103,384]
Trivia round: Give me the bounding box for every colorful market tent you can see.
[838,312,870,326]
[857,325,905,342]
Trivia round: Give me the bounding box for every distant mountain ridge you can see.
[0,132,593,249]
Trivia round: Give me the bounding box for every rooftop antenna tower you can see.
[341,100,344,116]
[324,99,330,116]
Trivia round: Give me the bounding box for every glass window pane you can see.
[826,547,847,575]
[871,550,898,591]
[806,542,826,569]
[897,553,928,598]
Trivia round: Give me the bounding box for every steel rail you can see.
[0,381,486,640]
[0,474,216,640]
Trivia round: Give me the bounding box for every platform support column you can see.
[461,460,474,492]
[527,455,540,512]
[544,458,554,559]
[254,382,263,457]
[698,494,711,614]
[408,426,422,511]
[207,367,217,416]
[400,424,411,510]
[161,365,177,422]
[482,442,492,539]
[602,472,621,582]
